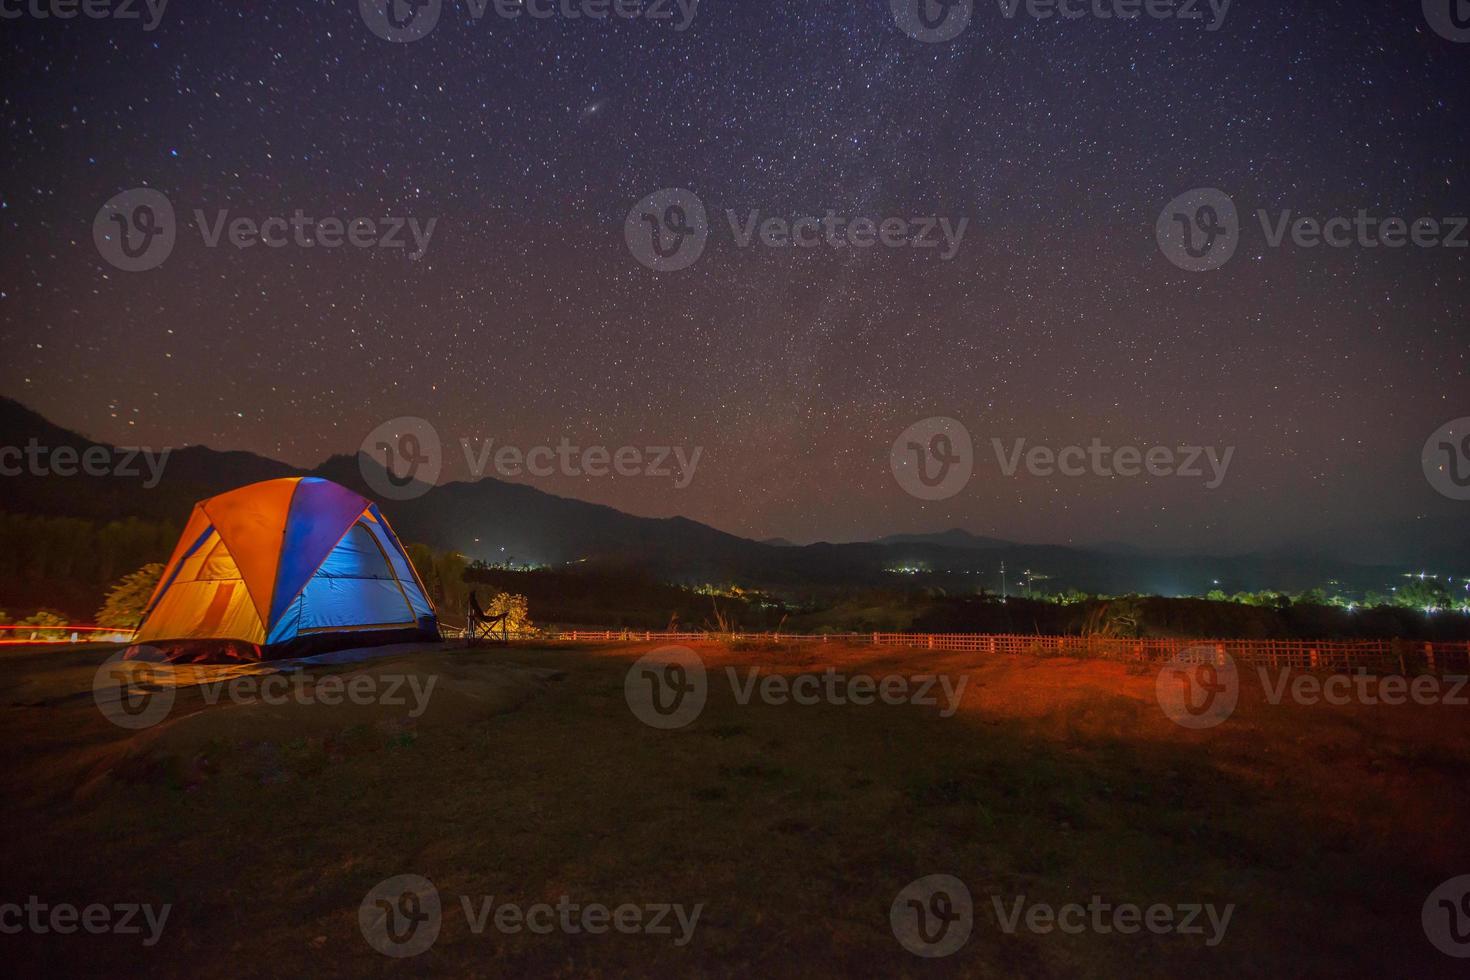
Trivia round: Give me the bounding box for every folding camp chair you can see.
[465,593,509,646]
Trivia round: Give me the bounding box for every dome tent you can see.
[130,478,438,663]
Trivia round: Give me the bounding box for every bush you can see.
[96,563,164,628]
[487,592,534,635]
[18,609,69,640]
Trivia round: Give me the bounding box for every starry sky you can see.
[2,1,1467,556]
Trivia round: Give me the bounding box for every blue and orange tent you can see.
[131,478,438,662]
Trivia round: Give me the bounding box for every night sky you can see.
[2,1,1467,556]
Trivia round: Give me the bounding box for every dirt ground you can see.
[2,639,1467,978]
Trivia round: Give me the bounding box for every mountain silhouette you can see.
[0,396,1454,595]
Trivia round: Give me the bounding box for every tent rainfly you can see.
[129,477,438,663]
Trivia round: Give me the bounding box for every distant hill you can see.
[0,396,1450,600]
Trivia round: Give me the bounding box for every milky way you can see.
[1,1,1467,555]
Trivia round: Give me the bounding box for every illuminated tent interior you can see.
[129,478,438,663]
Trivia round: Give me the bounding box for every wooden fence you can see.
[551,630,1470,674]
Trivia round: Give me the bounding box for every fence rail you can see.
[8,624,1467,674]
[0,625,136,646]
[551,630,1470,674]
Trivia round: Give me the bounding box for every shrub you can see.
[19,609,69,640]
[488,592,534,635]
[96,563,164,628]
